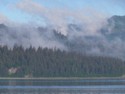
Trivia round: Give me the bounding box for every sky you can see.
[0,0,125,24]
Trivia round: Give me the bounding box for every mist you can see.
[0,0,125,59]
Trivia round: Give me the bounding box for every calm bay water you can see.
[0,79,125,94]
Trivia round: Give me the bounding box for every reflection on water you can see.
[0,79,125,94]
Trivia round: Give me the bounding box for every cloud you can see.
[0,13,8,23]
[16,0,108,36]
[0,24,67,49]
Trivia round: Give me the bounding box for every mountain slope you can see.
[0,15,125,59]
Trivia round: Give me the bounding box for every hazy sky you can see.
[0,0,125,24]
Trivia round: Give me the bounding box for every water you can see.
[0,79,125,94]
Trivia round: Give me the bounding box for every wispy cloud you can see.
[16,0,108,35]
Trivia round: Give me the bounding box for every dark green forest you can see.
[0,45,125,77]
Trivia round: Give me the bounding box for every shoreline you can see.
[0,77,124,80]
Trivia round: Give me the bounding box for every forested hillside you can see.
[0,45,125,77]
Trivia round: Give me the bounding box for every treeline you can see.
[0,45,125,77]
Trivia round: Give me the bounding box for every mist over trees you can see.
[0,15,125,59]
[0,45,124,77]
[0,15,125,77]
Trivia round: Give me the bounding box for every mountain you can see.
[0,24,9,41]
[1,18,125,77]
[0,23,8,31]
[101,15,125,40]
[0,15,125,59]
[0,23,7,28]
[53,15,125,58]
